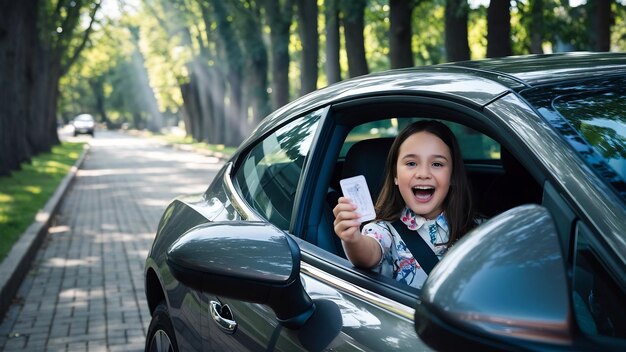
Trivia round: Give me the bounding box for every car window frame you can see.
[232,108,324,231]
[294,94,524,304]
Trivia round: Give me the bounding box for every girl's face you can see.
[394,131,452,220]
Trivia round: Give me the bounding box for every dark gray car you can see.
[144,52,626,351]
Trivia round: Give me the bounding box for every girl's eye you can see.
[406,161,416,167]
[432,162,444,168]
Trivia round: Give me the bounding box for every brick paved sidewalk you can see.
[0,132,224,351]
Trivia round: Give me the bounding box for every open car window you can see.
[340,118,500,163]
[333,117,511,218]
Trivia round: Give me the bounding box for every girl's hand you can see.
[332,197,361,243]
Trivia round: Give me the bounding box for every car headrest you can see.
[342,138,394,202]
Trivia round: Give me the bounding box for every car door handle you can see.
[210,300,237,334]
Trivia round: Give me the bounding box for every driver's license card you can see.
[339,175,376,222]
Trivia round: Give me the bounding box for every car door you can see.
[201,107,325,351]
[199,104,433,351]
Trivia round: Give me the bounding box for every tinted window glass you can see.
[342,118,499,161]
[235,111,322,229]
[553,88,626,193]
[573,223,626,341]
[530,76,626,201]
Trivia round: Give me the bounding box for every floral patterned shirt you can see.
[362,207,449,289]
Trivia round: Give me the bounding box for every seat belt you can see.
[390,220,440,275]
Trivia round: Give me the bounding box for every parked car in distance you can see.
[72,113,95,136]
[145,52,626,351]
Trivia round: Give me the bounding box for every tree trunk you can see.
[27,44,54,154]
[297,0,319,96]
[325,0,341,85]
[179,85,193,137]
[180,82,200,139]
[89,76,110,128]
[207,65,226,144]
[45,62,62,148]
[389,0,414,68]
[445,0,470,62]
[132,112,143,130]
[529,0,544,54]
[211,0,244,146]
[200,86,214,143]
[342,0,369,77]
[0,0,34,175]
[198,3,226,144]
[486,0,512,58]
[592,0,611,52]
[263,0,294,110]
[240,2,270,130]
[0,0,100,174]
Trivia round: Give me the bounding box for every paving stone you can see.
[0,132,222,350]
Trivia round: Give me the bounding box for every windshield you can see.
[550,77,626,200]
[76,114,94,121]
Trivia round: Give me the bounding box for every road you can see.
[0,130,225,351]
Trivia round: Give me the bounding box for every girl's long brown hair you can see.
[375,120,476,244]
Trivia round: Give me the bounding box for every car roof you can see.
[442,51,626,90]
[247,52,626,145]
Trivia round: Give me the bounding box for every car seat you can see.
[341,137,395,202]
[319,138,394,258]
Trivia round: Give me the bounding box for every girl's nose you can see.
[414,164,430,179]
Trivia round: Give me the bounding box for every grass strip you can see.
[0,142,85,261]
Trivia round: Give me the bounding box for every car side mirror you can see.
[166,221,314,329]
[415,204,573,351]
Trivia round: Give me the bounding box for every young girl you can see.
[333,120,477,289]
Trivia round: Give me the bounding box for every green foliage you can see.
[56,0,626,141]
[552,2,591,51]
[413,1,445,65]
[365,0,390,71]
[468,4,487,59]
[614,3,626,51]
[0,142,85,261]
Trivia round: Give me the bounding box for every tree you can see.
[195,0,227,144]
[486,0,512,57]
[297,0,319,95]
[389,0,415,68]
[445,0,470,62]
[529,0,545,54]
[210,0,246,145]
[38,0,102,149]
[590,0,612,51]
[342,0,369,77]
[0,0,101,176]
[0,0,35,175]
[325,0,342,85]
[262,0,295,109]
[234,0,270,131]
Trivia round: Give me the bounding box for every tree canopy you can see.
[2,0,626,176]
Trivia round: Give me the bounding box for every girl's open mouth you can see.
[413,186,435,202]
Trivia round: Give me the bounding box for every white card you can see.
[339,175,376,222]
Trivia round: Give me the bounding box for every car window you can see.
[341,118,500,161]
[551,78,626,202]
[572,222,626,342]
[235,110,322,229]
